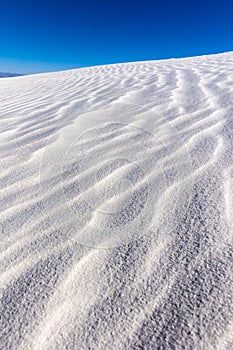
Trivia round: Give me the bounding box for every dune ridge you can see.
[0,52,233,349]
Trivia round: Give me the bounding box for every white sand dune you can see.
[0,52,233,349]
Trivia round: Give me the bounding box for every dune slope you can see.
[0,53,233,349]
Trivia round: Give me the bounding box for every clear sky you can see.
[1,0,233,74]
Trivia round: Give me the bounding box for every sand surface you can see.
[0,52,233,349]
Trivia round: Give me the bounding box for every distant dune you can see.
[0,52,232,350]
[0,72,23,78]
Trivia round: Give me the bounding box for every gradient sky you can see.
[1,0,233,74]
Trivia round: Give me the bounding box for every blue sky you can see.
[1,0,233,74]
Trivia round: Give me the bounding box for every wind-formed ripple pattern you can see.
[0,52,232,350]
